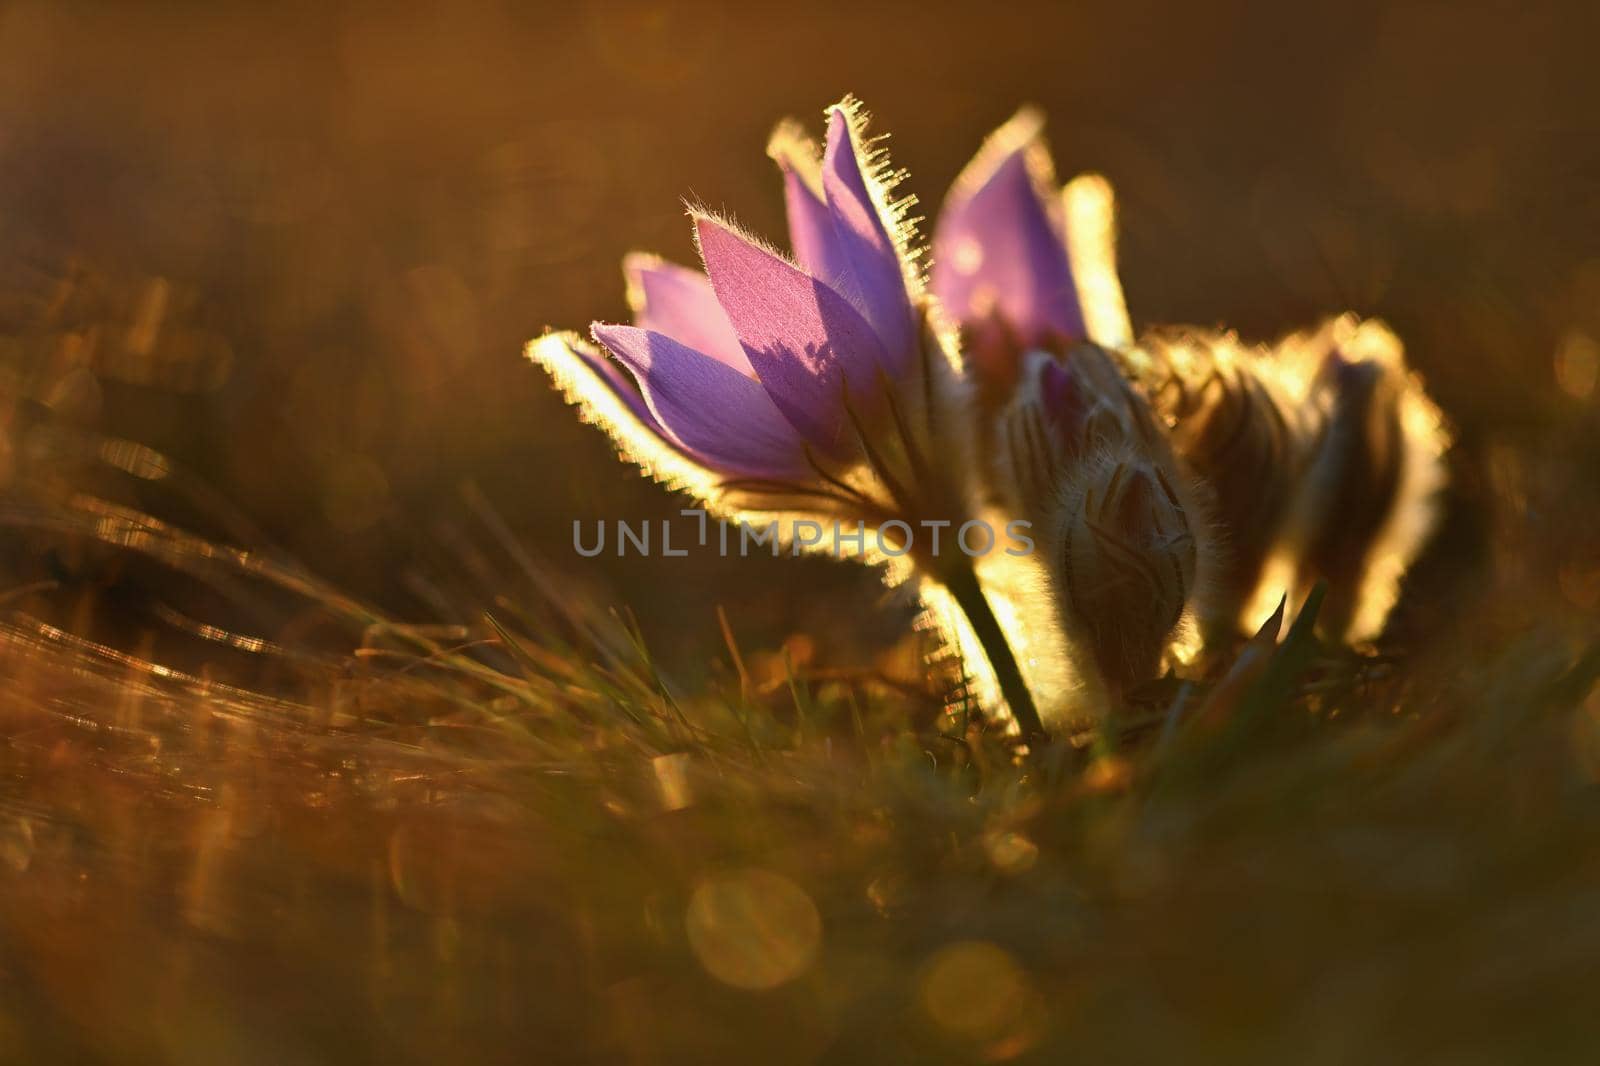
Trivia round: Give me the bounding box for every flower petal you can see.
[694,215,889,456]
[820,106,916,366]
[591,323,808,479]
[623,253,751,374]
[932,110,1086,346]
[528,331,724,497]
[768,123,851,284]
[539,330,664,436]
[1061,173,1132,348]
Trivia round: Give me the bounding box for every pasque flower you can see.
[530,98,1050,738]
[566,104,918,487]
[931,109,1133,399]
[534,100,967,532]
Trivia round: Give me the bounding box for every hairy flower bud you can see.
[1282,319,1449,642]
[1059,448,1199,695]
[1138,331,1315,641]
[1299,354,1403,580]
[988,345,1212,708]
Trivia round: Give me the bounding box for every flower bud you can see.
[989,344,1210,702]
[1291,342,1405,638]
[1058,449,1199,695]
[991,345,1162,500]
[1273,317,1451,642]
[1139,332,1314,640]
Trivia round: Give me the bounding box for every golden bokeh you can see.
[685,868,821,991]
[919,940,1043,1056]
[984,830,1040,875]
[1554,330,1598,402]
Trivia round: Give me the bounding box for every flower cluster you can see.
[530,97,1450,738]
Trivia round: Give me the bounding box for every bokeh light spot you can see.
[1554,330,1598,401]
[919,940,1041,1055]
[685,868,820,990]
[984,830,1039,875]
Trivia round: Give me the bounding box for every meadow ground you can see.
[1,460,1598,1063]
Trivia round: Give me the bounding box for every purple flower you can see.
[933,112,1212,703]
[533,101,1005,598]
[933,111,1085,348]
[531,98,1054,739]
[528,101,993,564]
[930,110,1132,392]
[541,100,925,488]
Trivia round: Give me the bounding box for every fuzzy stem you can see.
[941,563,1048,744]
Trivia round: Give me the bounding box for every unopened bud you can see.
[1295,347,1407,636]
[1140,332,1314,639]
[1058,449,1199,695]
[1269,317,1451,642]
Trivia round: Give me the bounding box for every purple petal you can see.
[771,147,851,284]
[591,323,808,479]
[1038,358,1078,424]
[694,215,889,456]
[565,333,669,437]
[623,254,750,374]
[820,107,916,367]
[1037,357,1089,458]
[932,116,1086,345]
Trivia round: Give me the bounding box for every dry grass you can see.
[1,462,1597,1064]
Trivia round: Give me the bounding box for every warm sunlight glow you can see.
[1063,172,1133,349]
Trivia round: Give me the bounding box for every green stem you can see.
[941,563,1048,744]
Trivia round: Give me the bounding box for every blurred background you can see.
[1,0,1597,670]
[4,5,1600,1064]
